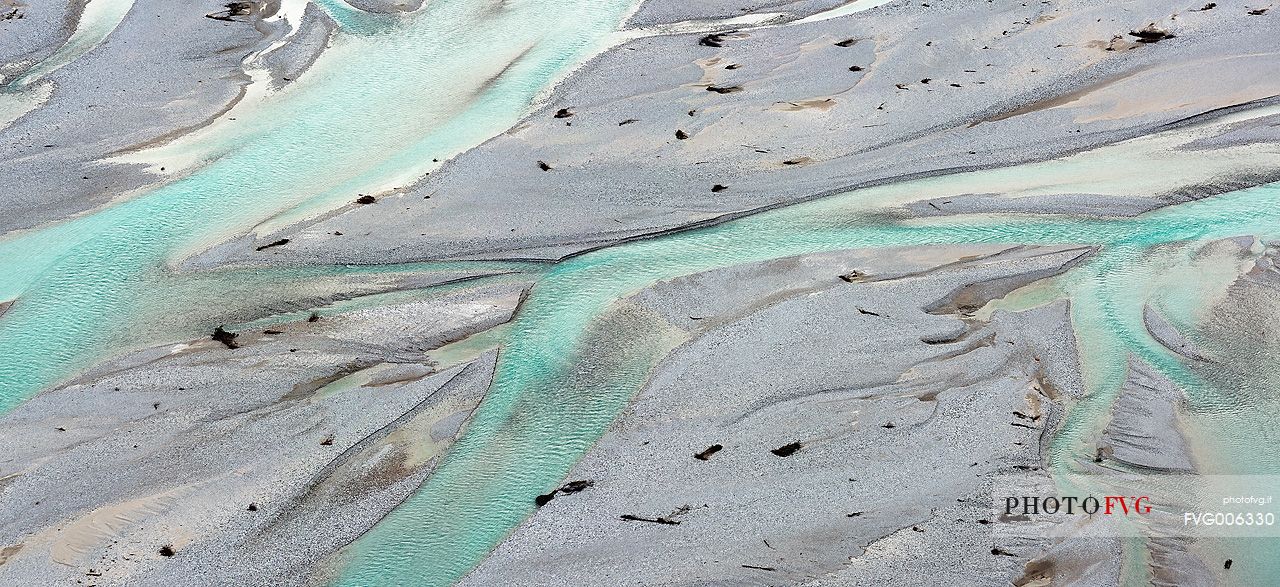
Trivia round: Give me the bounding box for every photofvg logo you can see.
[991,474,1280,539]
[1004,495,1152,516]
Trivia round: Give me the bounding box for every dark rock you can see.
[355,195,377,204]
[159,545,176,557]
[1249,8,1267,15]
[1225,559,1233,569]
[263,329,283,335]
[205,1,253,21]
[553,108,574,118]
[834,38,858,47]
[320,435,334,446]
[846,511,864,517]
[537,160,553,171]
[699,34,726,47]
[247,503,258,511]
[1199,3,1215,9]
[881,422,896,429]
[535,479,594,507]
[770,441,803,457]
[711,184,728,192]
[307,312,321,322]
[991,547,1016,556]
[212,326,239,349]
[838,270,865,282]
[706,85,743,94]
[618,119,638,126]
[620,514,680,525]
[255,238,290,251]
[675,129,689,140]
[725,64,741,70]
[559,480,594,494]
[742,564,776,571]
[694,444,723,460]
[849,65,864,72]
[1129,25,1175,43]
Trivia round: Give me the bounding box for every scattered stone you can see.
[553,108,574,118]
[675,129,689,140]
[849,65,864,72]
[620,514,680,525]
[537,160,552,171]
[1225,559,1233,569]
[699,34,726,47]
[1128,25,1175,43]
[618,119,638,126]
[921,78,932,84]
[247,503,259,511]
[320,435,334,446]
[1248,8,1268,15]
[1199,3,1216,9]
[706,85,742,94]
[559,480,594,494]
[711,184,728,192]
[205,1,253,21]
[771,441,803,457]
[159,545,176,557]
[212,326,239,349]
[846,511,864,517]
[882,422,896,429]
[834,38,857,47]
[991,547,1016,556]
[255,238,289,251]
[355,195,377,204]
[535,479,594,507]
[725,64,741,70]
[694,444,723,460]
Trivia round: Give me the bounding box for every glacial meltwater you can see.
[1,1,1278,585]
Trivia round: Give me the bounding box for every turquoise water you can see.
[0,1,1278,584]
[331,169,1280,584]
[0,0,640,411]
